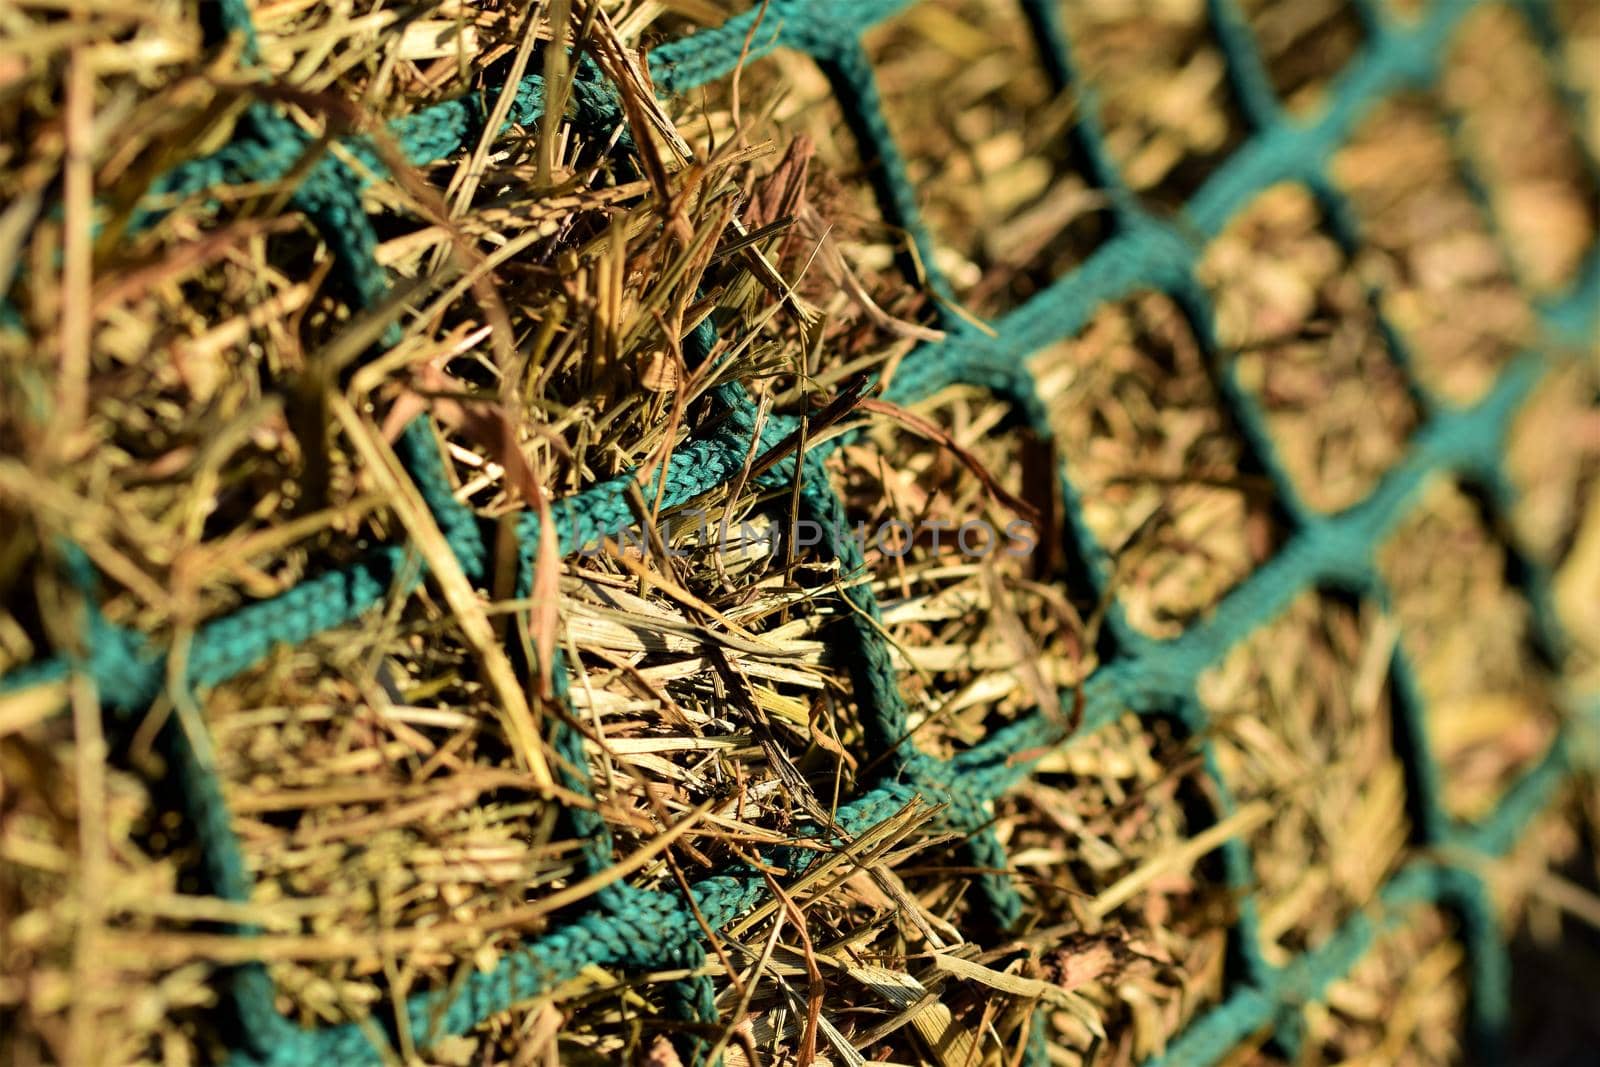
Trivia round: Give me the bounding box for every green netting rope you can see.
[3,1,1599,1064]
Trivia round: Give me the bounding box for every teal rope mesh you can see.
[3,0,1599,1063]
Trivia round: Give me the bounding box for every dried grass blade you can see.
[331,395,553,787]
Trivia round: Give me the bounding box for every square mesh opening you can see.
[1199,181,1421,512]
[1379,478,1563,824]
[1444,4,1600,295]
[1060,0,1250,213]
[1029,290,1286,639]
[1332,94,1535,407]
[1201,590,1411,964]
[863,0,1113,318]
[1237,0,1368,117]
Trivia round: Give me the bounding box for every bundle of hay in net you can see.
[1,1,1598,1065]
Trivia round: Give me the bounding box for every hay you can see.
[1380,479,1561,824]
[1506,361,1600,681]
[1298,904,1469,1066]
[1061,0,1246,213]
[863,0,1105,318]
[1,1,1598,1065]
[1200,591,1409,966]
[1555,0,1600,162]
[1030,291,1280,639]
[1444,4,1600,296]
[828,385,1082,750]
[1200,182,1419,513]
[1331,93,1535,407]
[1236,0,1366,116]
[1004,715,1232,1065]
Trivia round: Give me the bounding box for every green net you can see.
[4,1,1599,1064]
